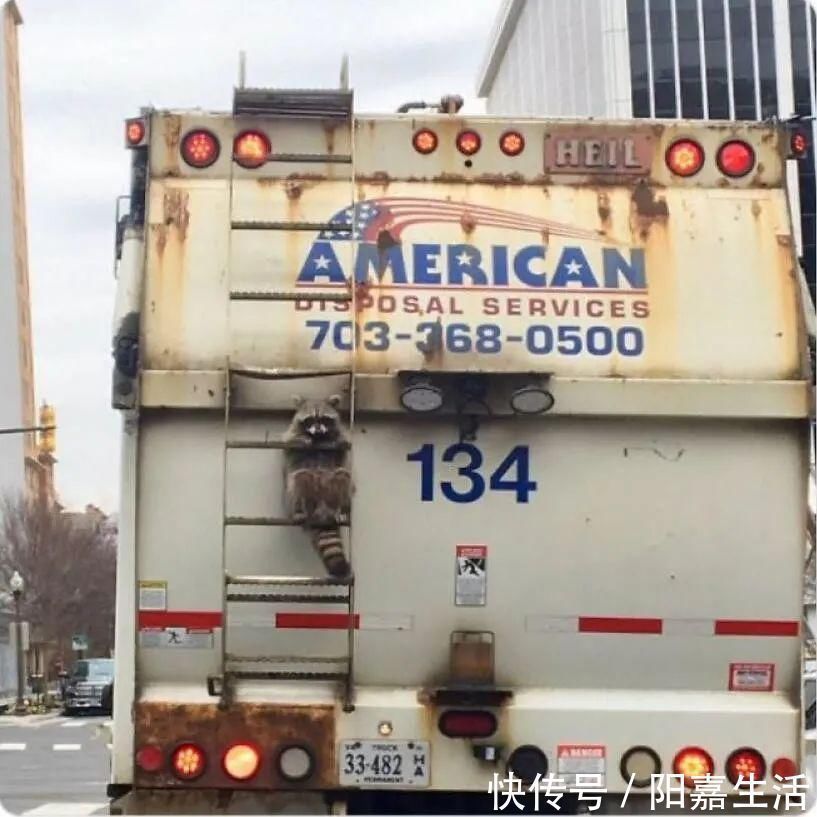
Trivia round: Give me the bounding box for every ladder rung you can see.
[229,365,352,380]
[231,220,353,232]
[226,574,353,587]
[224,515,349,527]
[226,654,348,664]
[230,290,352,302]
[227,593,349,604]
[225,439,351,450]
[228,670,348,682]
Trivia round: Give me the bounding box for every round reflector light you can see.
[772,757,798,779]
[438,710,497,738]
[171,742,206,780]
[673,746,714,786]
[223,743,261,781]
[726,747,766,784]
[412,128,438,155]
[234,130,270,168]
[666,139,704,177]
[277,745,314,782]
[717,140,755,178]
[126,119,145,147]
[791,130,809,158]
[135,744,164,773]
[499,130,525,156]
[507,745,548,783]
[456,130,482,156]
[181,130,220,169]
[620,746,661,788]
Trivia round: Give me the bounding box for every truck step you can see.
[230,290,352,302]
[260,153,352,164]
[227,670,348,682]
[226,654,348,664]
[226,574,353,587]
[226,592,350,604]
[224,515,349,527]
[229,365,352,380]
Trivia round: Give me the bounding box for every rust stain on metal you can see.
[460,211,476,234]
[163,189,190,239]
[597,191,612,226]
[163,115,181,152]
[134,701,336,791]
[631,182,669,219]
[751,199,762,218]
[284,181,303,201]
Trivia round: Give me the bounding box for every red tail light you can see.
[412,128,438,155]
[499,130,525,156]
[223,742,261,781]
[772,757,798,779]
[233,130,270,168]
[717,140,755,178]
[456,130,481,156]
[125,118,146,148]
[438,709,497,738]
[181,129,220,168]
[791,130,809,158]
[135,744,164,773]
[673,746,714,786]
[171,742,207,780]
[666,139,704,177]
[726,747,766,784]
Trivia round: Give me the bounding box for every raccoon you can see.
[283,395,352,577]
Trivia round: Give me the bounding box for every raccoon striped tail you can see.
[311,527,349,577]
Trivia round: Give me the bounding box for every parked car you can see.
[63,658,114,715]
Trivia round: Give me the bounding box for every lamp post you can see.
[9,571,25,714]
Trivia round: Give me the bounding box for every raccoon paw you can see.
[325,555,350,577]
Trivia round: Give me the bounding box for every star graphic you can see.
[314,255,331,270]
[455,250,473,267]
[565,259,583,275]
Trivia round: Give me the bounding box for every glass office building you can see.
[478,0,817,301]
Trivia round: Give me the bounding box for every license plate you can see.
[339,740,430,787]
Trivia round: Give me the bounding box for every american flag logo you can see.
[318,197,601,242]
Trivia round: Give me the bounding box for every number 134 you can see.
[406,444,537,504]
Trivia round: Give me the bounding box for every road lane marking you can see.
[52,743,81,751]
[59,720,89,728]
[0,743,25,750]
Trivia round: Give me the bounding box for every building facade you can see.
[477,0,817,301]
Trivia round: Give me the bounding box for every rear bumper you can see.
[125,685,802,797]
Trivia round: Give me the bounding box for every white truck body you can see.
[109,88,813,813]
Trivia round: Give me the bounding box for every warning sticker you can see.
[556,744,606,786]
[729,662,775,691]
[139,627,214,649]
[138,580,167,611]
[455,545,487,607]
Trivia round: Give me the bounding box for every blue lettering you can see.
[448,244,488,286]
[551,247,598,288]
[413,244,442,284]
[297,241,345,284]
[354,242,407,284]
[603,248,646,289]
[513,245,547,287]
[491,246,509,286]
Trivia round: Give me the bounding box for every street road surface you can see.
[0,713,109,816]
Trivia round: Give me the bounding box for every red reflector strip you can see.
[275,613,360,630]
[714,619,799,637]
[579,616,663,634]
[138,611,223,629]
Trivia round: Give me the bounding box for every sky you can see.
[18,0,503,511]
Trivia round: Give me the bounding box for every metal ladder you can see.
[209,87,358,711]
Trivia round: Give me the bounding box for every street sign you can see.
[71,634,88,652]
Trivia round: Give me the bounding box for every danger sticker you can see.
[139,627,214,649]
[455,545,487,606]
[729,662,774,691]
[138,580,167,611]
[557,744,605,786]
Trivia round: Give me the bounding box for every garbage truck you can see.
[108,81,814,813]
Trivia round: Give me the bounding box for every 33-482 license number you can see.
[339,740,430,787]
